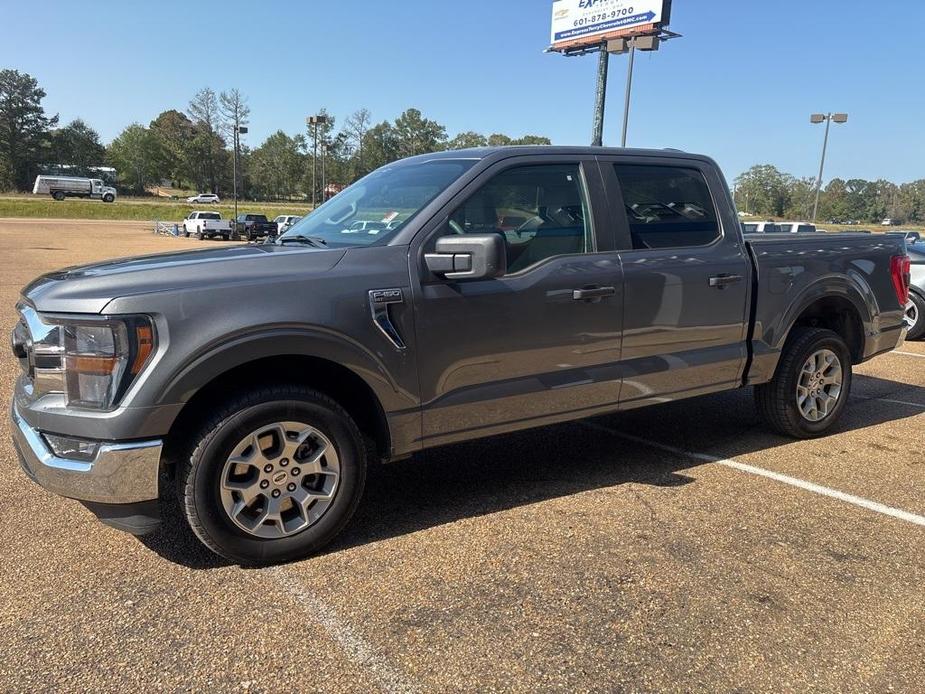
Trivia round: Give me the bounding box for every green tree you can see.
[361,121,400,171]
[487,133,513,147]
[393,108,447,156]
[219,89,250,199]
[49,118,106,172]
[511,135,551,145]
[344,108,371,177]
[107,123,161,194]
[734,165,792,217]
[250,130,305,200]
[0,69,58,190]
[149,109,196,188]
[188,87,226,193]
[447,131,488,149]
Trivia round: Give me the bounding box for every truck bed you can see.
[744,232,907,384]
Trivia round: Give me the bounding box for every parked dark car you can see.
[11,146,911,564]
[234,214,276,241]
[905,240,925,340]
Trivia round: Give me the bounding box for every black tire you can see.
[183,228,190,238]
[906,291,925,341]
[103,193,115,203]
[178,385,367,564]
[52,191,65,201]
[755,327,852,438]
[222,233,229,241]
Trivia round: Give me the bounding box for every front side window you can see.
[614,165,721,250]
[447,164,592,273]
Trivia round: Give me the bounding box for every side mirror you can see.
[425,234,506,280]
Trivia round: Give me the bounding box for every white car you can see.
[881,218,894,226]
[273,215,302,234]
[187,193,220,204]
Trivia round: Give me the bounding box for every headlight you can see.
[17,308,156,410]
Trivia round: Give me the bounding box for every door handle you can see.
[572,286,616,301]
[709,274,743,289]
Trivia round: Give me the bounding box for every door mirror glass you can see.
[425,234,506,280]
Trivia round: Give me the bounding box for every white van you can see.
[33,175,117,203]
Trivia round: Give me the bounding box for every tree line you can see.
[735,164,925,224]
[0,68,551,201]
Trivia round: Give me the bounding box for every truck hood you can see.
[22,244,347,314]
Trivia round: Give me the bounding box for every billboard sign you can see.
[550,0,668,51]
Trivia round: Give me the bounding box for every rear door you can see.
[597,156,751,408]
[410,154,624,447]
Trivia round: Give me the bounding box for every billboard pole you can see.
[620,41,636,147]
[591,45,609,147]
[549,1,677,147]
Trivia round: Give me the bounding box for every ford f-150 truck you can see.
[11,147,911,564]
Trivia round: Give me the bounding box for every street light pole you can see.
[321,143,327,204]
[306,114,328,209]
[233,125,247,224]
[810,112,848,223]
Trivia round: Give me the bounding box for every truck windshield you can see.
[279,158,476,247]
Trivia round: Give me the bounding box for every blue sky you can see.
[2,0,923,182]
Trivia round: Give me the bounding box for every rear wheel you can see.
[906,292,925,340]
[755,327,852,438]
[52,191,65,201]
[178,386,367,564]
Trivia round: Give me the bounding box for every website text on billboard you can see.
[550,0,667,51]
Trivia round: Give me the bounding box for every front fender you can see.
[157,325,416,415]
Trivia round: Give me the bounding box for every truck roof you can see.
[399,145,700,162]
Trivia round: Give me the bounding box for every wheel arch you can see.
[159,330,403,465]
[777,281,871,364]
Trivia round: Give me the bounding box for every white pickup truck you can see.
[182,211,233,240]
[33,175,117,203]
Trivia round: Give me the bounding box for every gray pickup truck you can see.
[11,147,911,564]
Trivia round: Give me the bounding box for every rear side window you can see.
[797,224,815,233]
[613,165,721,250]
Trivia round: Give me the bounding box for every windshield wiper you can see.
[278,234,328,248]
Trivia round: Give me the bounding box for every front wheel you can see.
[755,327,852,438]
[906,292,925,340]
[103,193,115,203]
[178,386,367,564]
[52,191,65,201]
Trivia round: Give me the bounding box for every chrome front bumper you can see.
[11,402,163,504]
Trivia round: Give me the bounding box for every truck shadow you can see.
[138,373,923,568]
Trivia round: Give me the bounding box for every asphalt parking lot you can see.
[0,219,922,692]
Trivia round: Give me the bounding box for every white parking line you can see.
[263,567,419,693]
[581,422,925,528]
[892,350,925,359]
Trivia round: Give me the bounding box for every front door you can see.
[598,158,751,407]
[411,157,625,447]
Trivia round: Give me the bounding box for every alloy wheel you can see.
[796,348,843,422]
[219,421,340,538]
